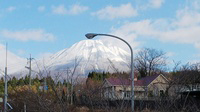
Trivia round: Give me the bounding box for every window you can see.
[148,91,153,97]
[197,84,200,90]
[124,91,130,98]
[160,90,164,97]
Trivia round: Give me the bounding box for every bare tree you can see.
[169,62,200,91]
[164,62,200,112]
[135,48,167,78]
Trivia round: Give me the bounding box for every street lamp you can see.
[85,33,134,112]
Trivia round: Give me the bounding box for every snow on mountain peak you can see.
[0,39,131,78]
[0,44,26,75]
[0,39,132,78]
[40,39,131,76]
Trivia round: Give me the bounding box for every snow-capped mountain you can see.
[2,40,131,78]
[37,40,131,77]
[0,45,26,76]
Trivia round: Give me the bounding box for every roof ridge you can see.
[106,74,161,86]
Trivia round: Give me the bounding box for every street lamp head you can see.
[85,33,97,39]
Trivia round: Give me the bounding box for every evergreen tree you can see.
[33,75,40,85]
[11,76,18,87]
[0,80,4,94]
[87,71,110,81]
[17,77,25,86]
[0,77,4,82]
[24,75,30,85]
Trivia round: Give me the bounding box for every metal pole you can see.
[4,67,7,112]
[4,43,8,112]
[24,103,26,112]
[130,46,134,112]
[85,33,134,112]
[71,77,73,105]
[44,77,47,92]
[29,54,32,87]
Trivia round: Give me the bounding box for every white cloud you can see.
[52,5,67,15]
[188,59,200,64]
[52,4,88,15]
[0,29,55,42]
[6,6,16,12]
[0,44,5,50]
[160,26,200,44]
[109,7,200,48]
[38,6,45,12]
[173,8,200,27]
[166,52,176,57]
[192,0,200,10]
[195,43,200,49]
[92,3,137,20]
[99,24,140,53]
[139,0,165,10]
[68,4,89,15]
[105,2,200,56]
[17,49,26,56]
[149,0,164,8]
[157,8,200,46]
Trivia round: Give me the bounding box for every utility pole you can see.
[44,76,47,92]
[24,103,26,112]
[4,43,8,112]
[67,69,73,105]
[71,77,73,105]
[25,54,34,87]
[66,69,73,105]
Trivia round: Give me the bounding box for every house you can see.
[168,83,200,99]
[102,74,169,100]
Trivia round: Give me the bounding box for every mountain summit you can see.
[3,40,131,77]
[40,40,131,76]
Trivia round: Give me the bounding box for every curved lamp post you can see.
[85,33,134,112]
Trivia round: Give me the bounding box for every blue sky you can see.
[0,0,200,65]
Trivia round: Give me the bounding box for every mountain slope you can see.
[39,40,131,76]
[0,45,26,76]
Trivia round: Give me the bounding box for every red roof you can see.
[134,80,144,86]
[106,78,131,86]
[140,74,160,86]
[106,74,160,87]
